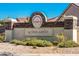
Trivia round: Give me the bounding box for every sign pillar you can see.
[64,16,78,43]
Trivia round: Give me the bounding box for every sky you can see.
[0,3,69,19]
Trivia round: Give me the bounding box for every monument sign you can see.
[25,12,53,36]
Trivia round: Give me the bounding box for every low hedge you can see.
[10,40,26,45]
[11,38,79,48]
[10,38,53,47]
[58,40,79,48]
[52,41,59,46]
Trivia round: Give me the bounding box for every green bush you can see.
[57,41,65,48]
[10,39,27,45]
[55,33,79,48]
[58,40,79,48]
[42,40,53,47]
[56,33,65,43]
[52,41,59,46]
[65,40,79,47]
[10,38,53,47]
[24,39,53,47]
[0,35,5,42]
[53,33,65,46]
[26,39,39,46]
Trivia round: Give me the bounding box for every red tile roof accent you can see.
[16,17,29,23]
[47,17,58,22]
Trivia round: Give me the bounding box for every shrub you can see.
[52,41,59,46]
[52,33,65,46]
[56,33,65,43]
[0,35,5,42]
[26,39,39,46]
[65,40,79,47]
[57,41,65,48]
[58,40,79,48]
[10,38,53,47]
[10,39,27,45]
[10,39,17,43]
[42,40,53,47]
[24,38,53,47]
[55,33,79,48]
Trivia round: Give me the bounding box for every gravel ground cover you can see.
[0,43,79,56]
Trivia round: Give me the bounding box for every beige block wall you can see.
[64,30,73,40]
[5,27,65,41]
[5,27,75,42]
[5,30,13,41]
[53,27,64,35]
[13,28,25,40]
[77,27,79,43]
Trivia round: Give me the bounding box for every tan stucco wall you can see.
[13,28,25,40]
[77,27,79,43]
[5,30,13,41]
[5,27,66,42]
[64,29,73,40]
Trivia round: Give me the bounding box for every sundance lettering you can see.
[28,30,48,34]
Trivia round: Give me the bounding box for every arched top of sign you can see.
[30,12,47,28]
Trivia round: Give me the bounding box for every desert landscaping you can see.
[0,43,79,56]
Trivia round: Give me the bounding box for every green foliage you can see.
[0,20,5,26]
[52,41,59,46]
[56,33,65,43]
[10,38,53,47]
[53,33,79,48]
[58,40,79,48]
[10,39,27,45]
[52,33,65,46]
[0,35,5,42]
[57,41,65,48]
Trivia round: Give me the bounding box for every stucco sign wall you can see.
[25,28,53,36]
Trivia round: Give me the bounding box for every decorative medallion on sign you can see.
[30,12,47,28]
